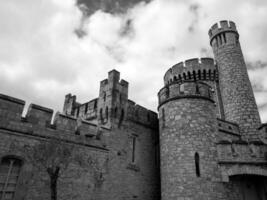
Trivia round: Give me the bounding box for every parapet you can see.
[0,93,106,150]
[216,139,267,165]
[158,81,214,108]
[126,100,158,129]
[208,20,238,44]
[163,58,218,85]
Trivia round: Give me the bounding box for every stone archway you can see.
[229,175,267,200]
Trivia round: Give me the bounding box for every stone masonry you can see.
[0,20,267,200]
[158,20,267,200]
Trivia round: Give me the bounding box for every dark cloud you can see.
[76,0,152,16]
[74,0,149,38]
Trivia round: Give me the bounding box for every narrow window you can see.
[166,88,169,98]
[105,107,108,120]
[195,84,200,94]
[100,108,103,123]
[118,109,124,128]
[195,152,200,177]
[76,107,80,117]
[84,103,88,114]
[162,108,165,128]
[198,70,201,80]
[103,92,106,102]
[223,33,226,43]
[218,35,222,46]
[0,157,22,199]
[132,136,136,163]
[94,100,97,110]
[183,73,186,80]
[214,37,218,47]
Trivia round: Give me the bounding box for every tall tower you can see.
[158,62,220,199]
[97,70,128,128]
[209,20,261,139]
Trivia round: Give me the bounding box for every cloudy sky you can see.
[0,0,267,122]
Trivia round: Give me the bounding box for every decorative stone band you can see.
[163,58,218,85]
[158,81,214,108]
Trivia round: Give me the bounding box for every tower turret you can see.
[158,76,220,199]
[97,70,129,128]
[209,20,261,139]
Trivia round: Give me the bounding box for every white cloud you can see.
[0,0,267,123]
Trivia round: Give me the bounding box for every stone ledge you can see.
[218,160,267,165]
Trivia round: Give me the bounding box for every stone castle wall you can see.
[0,89,160,200]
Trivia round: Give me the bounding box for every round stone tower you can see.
[209,20,261,139]
[158,61,220,199]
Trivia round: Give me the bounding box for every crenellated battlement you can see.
[217,140,267,165]
[163,58,218,85]
[126,100,158,129]
[158,81,213,108]
[209,20,239,47]
[209,20,238,39]
[0,93,106,150]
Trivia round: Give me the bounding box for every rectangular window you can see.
[0,157,22,200]
[132,136,136,163]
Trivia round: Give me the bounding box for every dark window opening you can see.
[195,152,200,177]
[76,107,80,117]
[118,109,124,128]
[132,136,136,163]
[183,73,186,80]
[0,156,22,199]
[223,33,226,43]
[105,107,108,120]
[195,84,200,94]
[100,108,103,123]
[85,103,88,114]
[198,70,201,80]
[103,92,106,102]
[166,88,169,98]
[162,108,166,128]
[94,100,97,110]
[114,107,118,118]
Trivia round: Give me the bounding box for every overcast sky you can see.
[0,0,267,122]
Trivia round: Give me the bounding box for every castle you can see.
[0,20,266,200]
